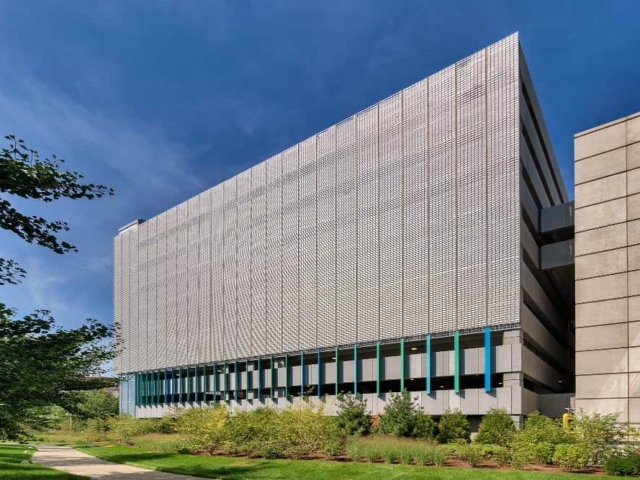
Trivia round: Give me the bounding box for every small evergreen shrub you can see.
[572,408,624,465]
[437,409,471,444]
[552,443,591,472]
[414,413,437,440]
[375,389,421,437]
[335,393,370,436]
[475,408,516,446]
[604,455,640,476]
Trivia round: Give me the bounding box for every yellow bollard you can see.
[562,412,573,430]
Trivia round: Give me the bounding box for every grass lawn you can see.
[76,443,618,480]
[0,444,86,479]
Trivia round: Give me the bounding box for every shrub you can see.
[437,410,471,444]
[572,408,624,465]
[552,442,591,472]
[175,404,228,455]
[106,415,152,445]
[604,455,640,476]
[375,389,421,437]
[457,443,485,467]
[509,411,572,467]
[483,444,510,466]
[336,393,370,436]
[414,413,437,440]
[475,408,516,446]
[277,400,344,459]
[223,408,279,455]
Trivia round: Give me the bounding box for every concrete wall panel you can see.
[576,323,628,352]
[575,147,626,185]
[575,348,628,375]
[576,273,628,304]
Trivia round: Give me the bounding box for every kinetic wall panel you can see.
[298,138,316,350]
[147,218,157,370]
[487,35,519,327]
[156,214,167,369]
[211,188,225,362]
[265,155,283,354]
[379,93,403,340]
[281,147,299,352]
[357,106,379,343]
[113,236,123,373]
[336,118,357,346]
[198,190,212,364]
[316,128,337,349]
[223,180,238,360]
[402,79,428,338]
[428,65,457,334]
[165,208,178,368]
[456,51,487,331]
[251,164,267,357]
[176,202,189,367]
[236,171,253,359]
[138,222,148,370]
[187,197,200,365]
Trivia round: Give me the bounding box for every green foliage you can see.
[375,389,423,437]
[175,404,229,454]
[0,135,115,441]
[552,442,590,472]
[572,408,624,465]
[75,390,119,420]
[604,455,640,476]
[509,411,572,467]
[106,415,154,445]
[223,408,282,457]
[345,441,363,462]
[459,443,485,467]
[475,408,516,446]
[432,447,446,467]
[335,393,370,436]
[381,445,399,464]
[0,303,116,440]
[414,412,437,440]
[436,409,471,444]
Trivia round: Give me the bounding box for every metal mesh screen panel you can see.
[114,34,520,373]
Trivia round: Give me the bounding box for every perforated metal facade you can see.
[115,33,520,374]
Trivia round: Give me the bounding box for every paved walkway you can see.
[32,445,211,479]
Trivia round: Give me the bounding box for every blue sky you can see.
[1,0,639,331]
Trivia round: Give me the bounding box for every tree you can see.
[335,393,370,436]
[475,407,516,446]
[0,135,113,285]
[75,390,119,420]
[0,135,115,439]
[375,389,422,437]
[437,409,471,443]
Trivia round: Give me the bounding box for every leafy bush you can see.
[604,455,640,476]
[222,408,280,456]
[463,444,486,467]
[572,408,623,465]
[437,410,471,444]
[336,393,370,436]
[552,443,591,472]
[106,415,158,444]
[375,389,421,437]
[509,411,572,467]
[414,413,437,440]
[475,408,516,446]
[175,404,228,455]
[277,400,344,459]
[483,444,510,466]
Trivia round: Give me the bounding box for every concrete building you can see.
[115,33,575,423]
[574,111,640,426]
